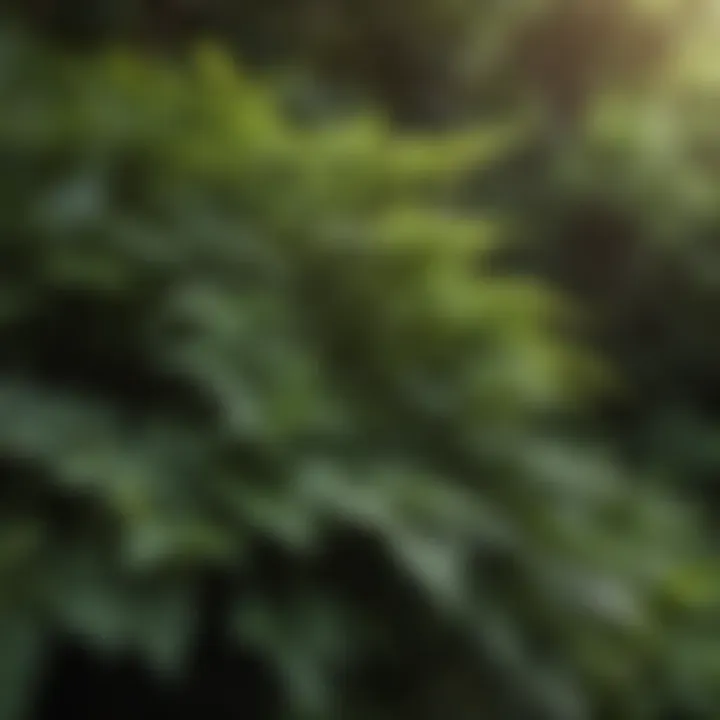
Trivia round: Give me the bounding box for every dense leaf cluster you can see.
[1,1,720,719]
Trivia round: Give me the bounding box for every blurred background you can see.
[0,1,719,719]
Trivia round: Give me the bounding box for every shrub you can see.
[0,29,706,720]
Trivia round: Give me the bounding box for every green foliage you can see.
[0,27,710,720]
[9,0,703,125]
[490,17,720,716]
